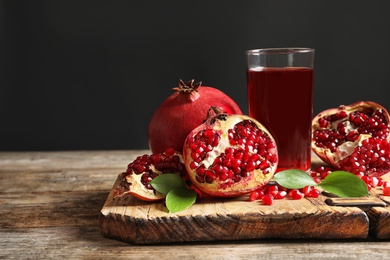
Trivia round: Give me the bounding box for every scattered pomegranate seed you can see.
[361,175,371,185]
[370,176,379,187]
[288,189,304,200]
[302,186,313,197]
[249,190,260,201]
[309,188,320,198]
[265,184,279,197]
[383,187,390,196]
[262,194,274,205]
[377,177,384,187]
[313,176,321,184]
[274,190,287,199]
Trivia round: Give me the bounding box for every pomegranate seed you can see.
[354,172,365,179]
[383,181,390,188]
[370,176,379,187]
[289,189,304,200]
[262,194,274,205]
[320,171,331,179]
[190,161,198,170]
[257,190,265,199]
[205,170,216,183]
[361,176,371,185]
[313,176,321,184]
[164,148,175,156]
[265,184,278,194]
[318,117,329,128]
[249,190,260,201]
[274,190,287,199]
[309,188,320,198]
[302,186,313,197]
[246,160,257,172]
[218,172,228,181]
[383,187,390,196]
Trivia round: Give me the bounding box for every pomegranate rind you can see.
[183,113,278,198]
[312,101,390,177]
[113,172,165,202]
[125,168,166,201]
[148,80,242,154]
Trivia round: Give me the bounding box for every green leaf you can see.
[319,171,369,197]
[150,174,187,195]
[166,187,197,213]
[273,169,318,189]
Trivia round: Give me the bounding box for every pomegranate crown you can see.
[172,79,202,93]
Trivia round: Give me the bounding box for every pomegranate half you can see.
[312,101,390,177]
[183,107,278,197]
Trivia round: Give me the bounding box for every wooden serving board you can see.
[99,162,390,244]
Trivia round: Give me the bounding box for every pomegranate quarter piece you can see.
[114,148,187,202]
[312,101,390,177]
[183,107,279,197]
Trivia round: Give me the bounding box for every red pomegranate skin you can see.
[148,80,242,154]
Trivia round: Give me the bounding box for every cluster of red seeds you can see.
[313,108,389,153]
[188,119,277,184]
[249,165,390,205]
[248,182,320,205]
[126,148,186,190]
[337,137,390,176]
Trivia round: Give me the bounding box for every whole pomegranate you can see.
[148,79,242,154]
[183,107,278,197]
[114,148,187,201]
[312,101,390,177]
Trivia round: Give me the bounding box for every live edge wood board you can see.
[99,158,390,244]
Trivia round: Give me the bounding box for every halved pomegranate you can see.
[312,101,390,177]
[114,148,187,201]
[183,107,278,197]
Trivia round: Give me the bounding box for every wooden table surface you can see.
[1,150,390,259]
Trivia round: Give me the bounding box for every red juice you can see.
[247,67,314,172]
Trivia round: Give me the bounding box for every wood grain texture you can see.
[1,150,390,259]
[100,174,369,244]
[367,173,390,239]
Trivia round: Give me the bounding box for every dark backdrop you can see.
[1,0,390,151]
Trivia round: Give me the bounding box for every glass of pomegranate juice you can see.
[246,48,315,172]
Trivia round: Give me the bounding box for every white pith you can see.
[332,134,370,163]
[201,116,246,169]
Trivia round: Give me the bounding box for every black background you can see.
[1,0,390,151]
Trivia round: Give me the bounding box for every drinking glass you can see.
[246,48,315,172]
